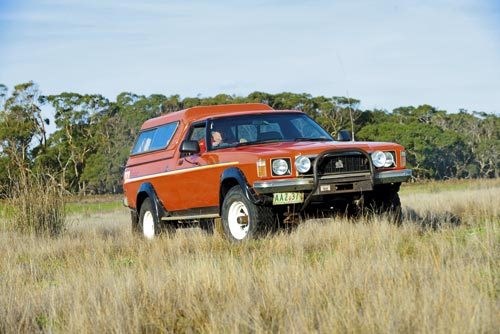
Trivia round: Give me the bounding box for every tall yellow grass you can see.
[8,173,66,236]
[0,179,498,333]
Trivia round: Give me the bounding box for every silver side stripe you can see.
[123,161,239,184]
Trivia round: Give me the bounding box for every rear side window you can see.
[132,122,178,154]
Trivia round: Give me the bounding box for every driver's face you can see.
[212,131,222,146]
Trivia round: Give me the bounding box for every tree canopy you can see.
[0,82,498,195]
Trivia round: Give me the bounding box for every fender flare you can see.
[136,183,167,223]
[219,167,267,209]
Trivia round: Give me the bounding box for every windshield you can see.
[208,112,333,150]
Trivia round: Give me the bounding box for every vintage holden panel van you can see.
[123,103,412,241]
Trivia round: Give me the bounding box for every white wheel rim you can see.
[228,201,250,240]
[143,211,155,239]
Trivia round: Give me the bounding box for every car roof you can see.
[141,103,275,130]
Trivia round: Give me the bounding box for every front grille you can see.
[318,152,370,176]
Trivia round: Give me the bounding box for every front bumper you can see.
[253,178,314,194]
[373,169,412,184]
[253,169,412,194]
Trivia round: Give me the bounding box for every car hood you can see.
[225,140,403,157]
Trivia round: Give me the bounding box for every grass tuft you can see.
[8,173,66,236]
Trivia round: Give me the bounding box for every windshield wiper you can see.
[235,139,283,147]
[234,141,256,147]
[293,137,332,142]
[235,137,330,147]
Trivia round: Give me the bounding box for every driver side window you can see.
[189,125,206,141]
[183,123,207,156]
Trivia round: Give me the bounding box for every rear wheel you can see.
[135,197,175,239]
[221,186,274,241]
[138,198,157,239]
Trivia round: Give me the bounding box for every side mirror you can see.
[180,140,200,154]
[337,129,352,141]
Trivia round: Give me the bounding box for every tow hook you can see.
[354,195,365,209]
[283,207,301,224]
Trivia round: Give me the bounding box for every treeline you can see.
[0,81,498,195]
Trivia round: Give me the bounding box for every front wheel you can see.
[366,191,403,225]
[221,186,273,241]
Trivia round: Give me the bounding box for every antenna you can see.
[336,53,355,141]
[346,91,355,141]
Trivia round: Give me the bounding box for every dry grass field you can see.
[0,179,498,333]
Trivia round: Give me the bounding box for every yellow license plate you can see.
[273,192,304,205]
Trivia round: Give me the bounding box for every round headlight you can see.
[272,159,289,175]
[384,152,395,167]
[295,156,311,173]
[371,151,387,168]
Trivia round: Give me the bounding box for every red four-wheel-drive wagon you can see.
[123,103,412,241]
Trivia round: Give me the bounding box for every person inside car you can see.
[211,130,223,147]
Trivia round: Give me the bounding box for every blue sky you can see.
[1,0,499,114]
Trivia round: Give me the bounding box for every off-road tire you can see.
[136,198,157,239]
[221,186,274,241]
[367,191,403,225]
[131,211,140,233]
[135,197,175,238]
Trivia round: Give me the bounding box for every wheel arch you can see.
[219,167,264,214]
[136,182,167,223]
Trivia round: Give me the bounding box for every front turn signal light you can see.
[257,159,267,178]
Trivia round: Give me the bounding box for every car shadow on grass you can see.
[402,207,462,230]
[297,206,462,232]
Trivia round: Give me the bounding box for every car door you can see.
[167,122,222,212]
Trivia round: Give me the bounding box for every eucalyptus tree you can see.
[0,82,48,184]
[45,93,109,193]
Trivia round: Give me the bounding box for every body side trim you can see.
[124,161,239,184]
